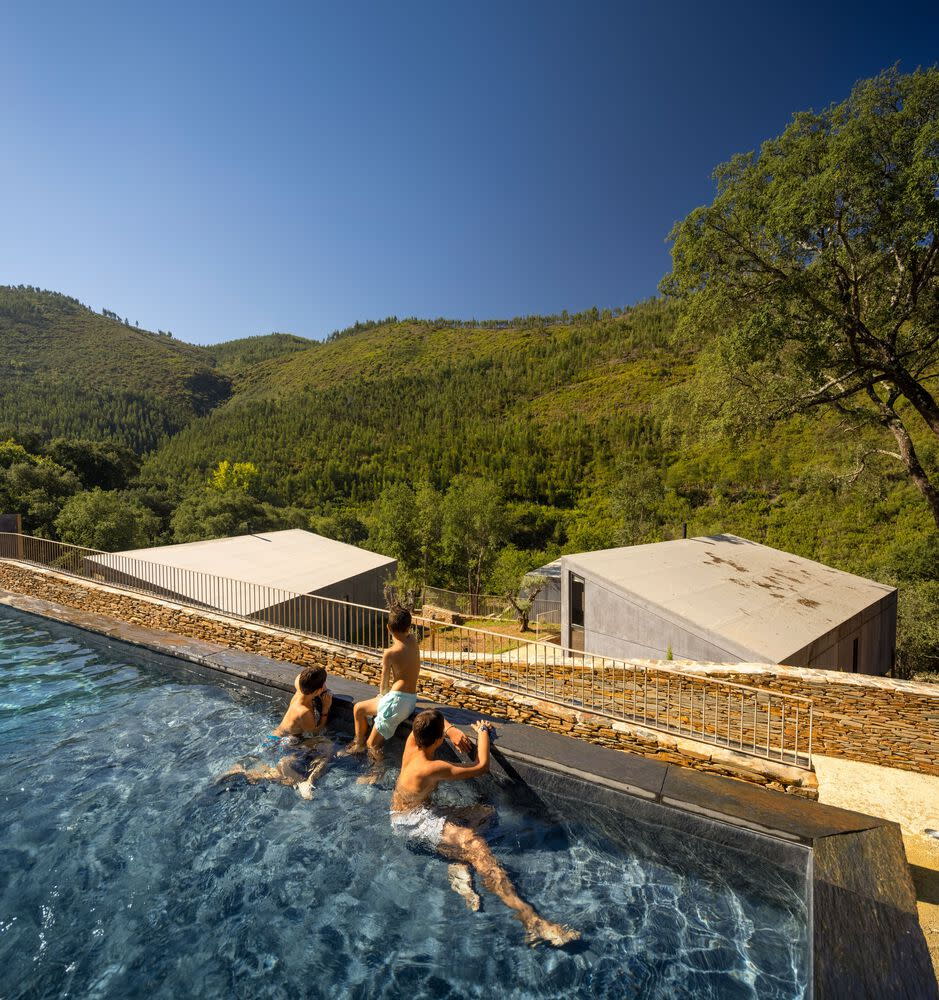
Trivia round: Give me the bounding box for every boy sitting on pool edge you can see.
[219,666,335,799]
[391,708,579,948]
[344,605,466,760]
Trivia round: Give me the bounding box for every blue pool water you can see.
[0,608,809,999]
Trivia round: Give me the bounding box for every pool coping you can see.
[2,587,936,999]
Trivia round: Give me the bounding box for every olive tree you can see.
[489,546,548,631]
[664,67,939,527]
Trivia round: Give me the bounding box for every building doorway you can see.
[569,573,585,653]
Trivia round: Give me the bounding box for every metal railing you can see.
[0,532,812,768]
[533,606,562,638]
[421,585,510,618]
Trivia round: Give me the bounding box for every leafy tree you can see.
[262,505,315,530]
[895,581,939,678]
[877,531,939,676]
[414,482,444,585]
[488,546,547,631]
[0,440,41,470]
[0,460,80,536]
[309,509,369,546]
[664,67,939,527]
[45,438,140,490]
[55,489,161,550]
[369,483,419,567]
[612,459,668,544]
[171,489,270,542]
[208,460,260,495]
[383,565,424,610]
[441,477,507,604]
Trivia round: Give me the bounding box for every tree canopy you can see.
[664,67,939,526]
[55,488,161,551]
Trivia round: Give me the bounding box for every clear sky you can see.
[2,2,936,344]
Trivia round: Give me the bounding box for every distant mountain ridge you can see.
[0,286,236,451]
[0,287,307,452]
[206,333,312,373]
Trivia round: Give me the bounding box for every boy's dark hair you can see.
[412,709,445,748]
[388,604,412,635]
[298,667,327,694]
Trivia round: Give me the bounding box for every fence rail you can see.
[0,532,812,768]
[533,606,562,638]
[421,586,509,618]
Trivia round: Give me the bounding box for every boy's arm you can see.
[443,721,472,754]
[378,650,392,697]
[310,690,333,732]
[431,725,492,782]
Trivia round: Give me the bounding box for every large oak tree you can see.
[664,67,939,526]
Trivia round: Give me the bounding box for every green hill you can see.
[206,332,312,373]
[0,286,231,451]
[141,301,933,572]
[143,304,682,505]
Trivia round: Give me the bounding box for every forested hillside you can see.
[144,304,677,508]
[0,286,231,451]
[140,303,936,675]
[1,289,935,675]
[206,333,312,373]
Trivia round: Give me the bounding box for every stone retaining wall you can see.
[421,653,939,779]
[20,559,936,797]
[642,659,939,778]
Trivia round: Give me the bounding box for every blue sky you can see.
[2,1,936,344]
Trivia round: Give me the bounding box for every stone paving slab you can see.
[661,763,890,843]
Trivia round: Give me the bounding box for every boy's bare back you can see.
[383,632,421,694]
[391,721,491,811]
[274,693,320,736]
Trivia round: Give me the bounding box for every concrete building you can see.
[560,534,897,674]
[87,529,396,644]
[532,558,562,605]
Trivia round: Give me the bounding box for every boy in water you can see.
[219,666,335,799]
[391,709,579,948]
[344,605,422,759]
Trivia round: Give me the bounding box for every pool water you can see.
[0,608,809,999]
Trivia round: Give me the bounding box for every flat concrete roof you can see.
[534,558,562,580]
[563,534,895,663]
[88,529,394,614]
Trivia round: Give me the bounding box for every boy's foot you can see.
[355,763,384,786]
[447,864,480,912]
[297,758,328,799]
[337,741,367,757]
[214,765,247,784]
[355,745,385,784]
[524,918,581,948]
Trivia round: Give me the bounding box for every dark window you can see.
[570,574,585,627]
[852,637,859,673]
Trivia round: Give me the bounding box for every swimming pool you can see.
[0,606,809,999]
